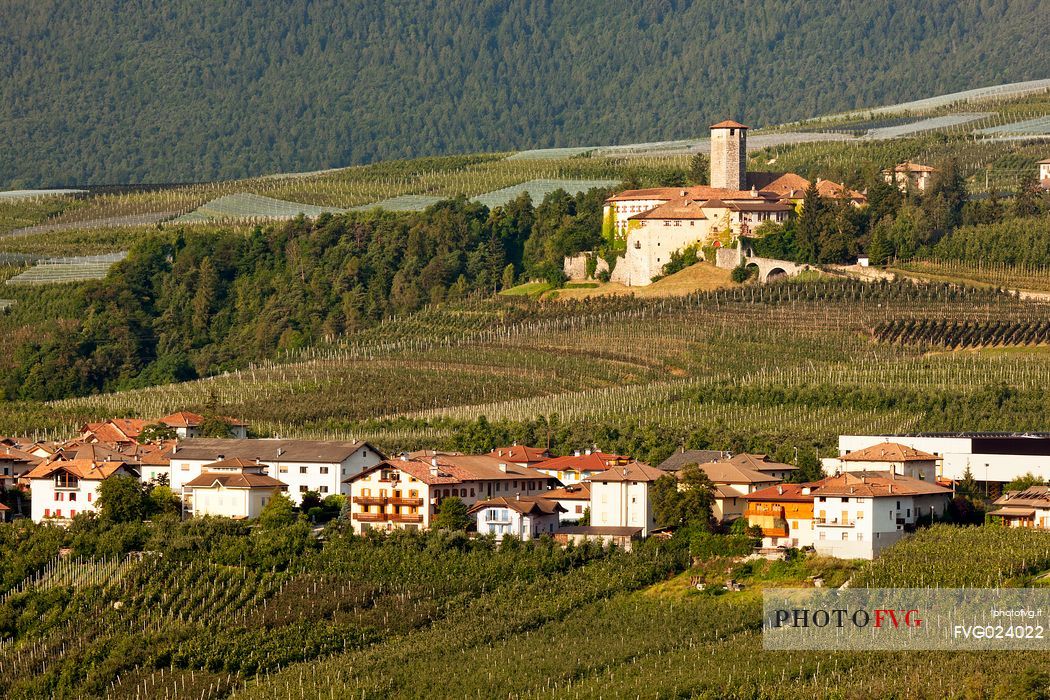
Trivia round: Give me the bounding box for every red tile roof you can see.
[711,120,748,129]
[628,197,708,220]
[840,442,938,462]
[815,471,949,498]
[487,445,551,463]
[606,185,780,203]
[890,162,937,173]
[184,472,286,489]
[540,483,591,501]
[745,482,820,503]
[25,459,130,481]
[534,451,632,474]
[350,455,553,486]
[467,495,566,516]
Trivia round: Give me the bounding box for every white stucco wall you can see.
[589,480,655,535]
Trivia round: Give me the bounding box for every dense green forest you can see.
[1,0,1047,187]
[2,189,610,400]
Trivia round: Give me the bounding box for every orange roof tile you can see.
[184,472,286,489]
[540,483,591,501]
[711,120,749,129]
[487,445,551,463]
[815,471,949,498]
[840,442,938,462]
[534,451,632,474]
[25,459,130,481]
[628,197,708,220]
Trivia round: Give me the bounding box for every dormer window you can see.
[55,472,79,489]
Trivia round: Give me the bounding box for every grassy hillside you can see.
[2,0,1049,187]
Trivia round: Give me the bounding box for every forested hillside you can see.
[1,0,1047,187]
[1,189,609,400]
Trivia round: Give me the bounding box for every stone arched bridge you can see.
[715,246,812,282]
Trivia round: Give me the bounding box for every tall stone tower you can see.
[709,120,748,190]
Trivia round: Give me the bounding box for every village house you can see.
[345,453,557,534]
[0,502,8,522]
[0,445,41,490]
[468,495,565,540]
[990,486,1050,528]
[532,449,632,486]
[745,482,818,549]
[690,460,782,522]
[164,438,382,504]
[26,458,138,523]
[80,419,150,446]
[539,482,591,522]
[159,411,249,439]
[811,471,951,559]
[586,462,666,537]
[1040,158,1050,189]
[882,161,937,192]
[182,457,287,519]
[826,441,939,481]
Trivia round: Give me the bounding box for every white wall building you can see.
[830,442,938,481]
[26,459,137,523]
[836,433,1050,484]
[346,454,556,534]
[469,495,564,540]
[811,472,951,559]
[165,438,381,504]
[533,450,631,486]
[587,462,666,536]
[183,458,287,519]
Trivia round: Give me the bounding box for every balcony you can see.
[352,512,388,522]
[389,497,423,507]
[390,513,423,524]
[814,518,855,527]
[353,496,387,506]
[745,507,785,519]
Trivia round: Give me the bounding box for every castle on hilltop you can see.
[566,120,865,287]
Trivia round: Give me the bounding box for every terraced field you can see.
[174,193,348,223]
[979,114,1050,136]
[5,252,127,286]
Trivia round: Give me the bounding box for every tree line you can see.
[2,189,610,400]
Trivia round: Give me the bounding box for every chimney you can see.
[431,457,438,467]
[277,448,284,458]
[574,450,581,457]
[802,486,811,495]
[888,483,893,494]
[585,448,592,456]
[430,465,438,477]
[400,453,408,462]
[777,485,783,495]
[515,493,520,500]
[499,463,508,472]
[680,189,687,197]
